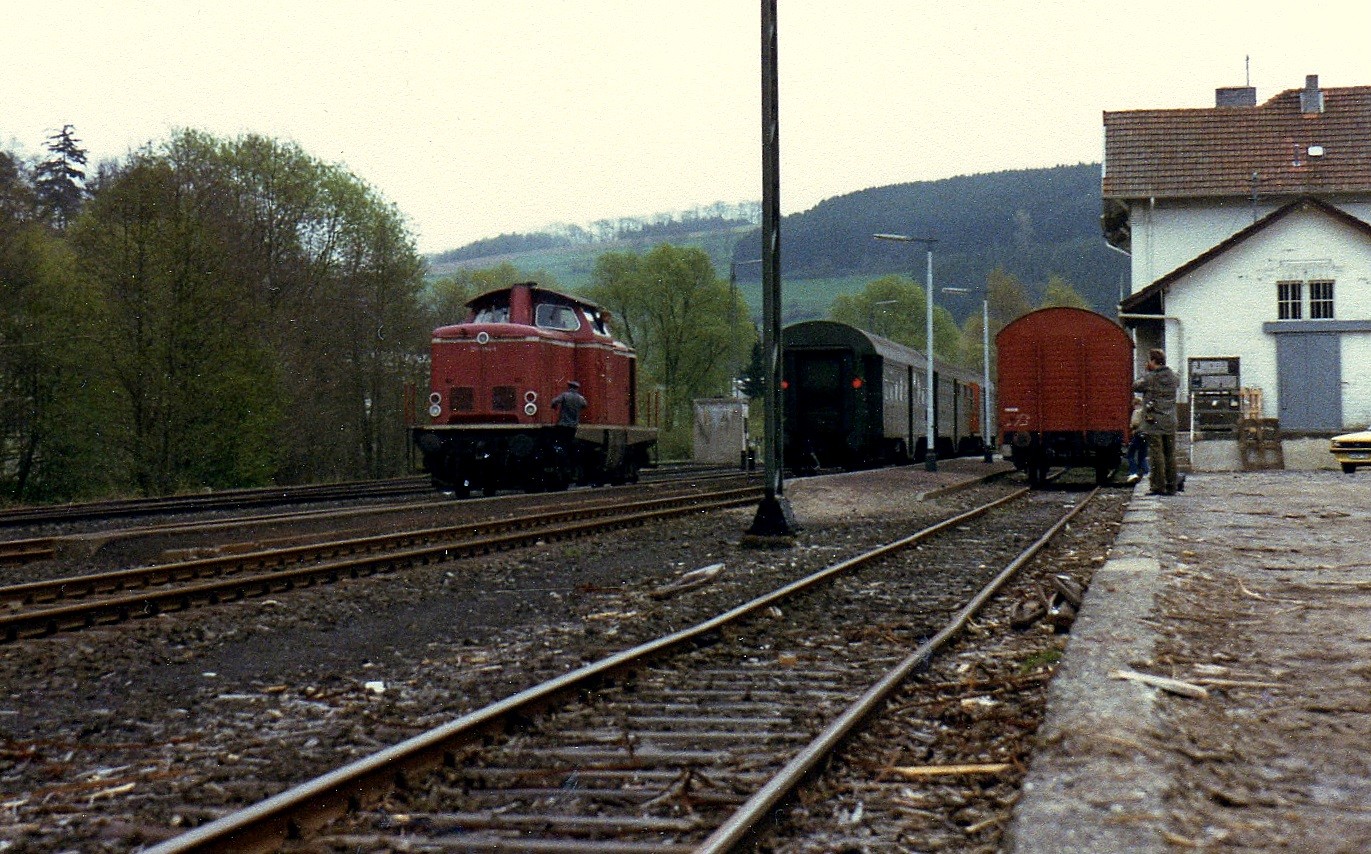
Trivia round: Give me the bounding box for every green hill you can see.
[426,163,1126,324]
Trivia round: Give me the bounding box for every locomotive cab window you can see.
[535,303,581,331]
[472,302,510,324]
[587,309,613,337]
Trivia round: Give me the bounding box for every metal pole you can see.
[872,233,936,470]
[747,0,796,538]
[982,297,993,463]
[728,262,738,397]
[923,245,936,471]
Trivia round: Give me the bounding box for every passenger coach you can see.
[782,320,990,471]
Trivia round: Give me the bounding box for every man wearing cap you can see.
[1133,348,1180,495]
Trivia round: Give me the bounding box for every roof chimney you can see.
[1216,86,1256,107]
[1300,74,1324,114]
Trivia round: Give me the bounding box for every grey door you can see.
[1277,333,1341,431]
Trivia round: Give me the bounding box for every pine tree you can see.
[34,124,87,229]
[739,341,767,399]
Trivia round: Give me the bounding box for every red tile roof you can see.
[1103,85,1371,199]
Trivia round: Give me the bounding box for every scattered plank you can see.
[1109,668,1208,699]
[884,762,1012,779]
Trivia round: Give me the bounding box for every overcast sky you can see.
[6,1,1371,254]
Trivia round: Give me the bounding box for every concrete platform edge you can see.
[1006,484,1171,853]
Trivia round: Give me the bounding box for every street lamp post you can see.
[942,287,994,464]
[981,295,992,463]
[874,234,938,470]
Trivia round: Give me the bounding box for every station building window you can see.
[1277,279,1336,320]
[1310,280,1335,319]
[1277,280,1302,320]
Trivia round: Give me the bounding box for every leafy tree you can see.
[987,265,1034,328]
[829,274,960,359]
[951,266,1037,379]
[0,151,36,224]
[1041,273,1091,309]
[0,152,110,501]
[33,125,87,230]
[585,244,754,434]
[70,129,425,493]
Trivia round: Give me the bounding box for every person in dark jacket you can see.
[550,380,587,437]
[1133,348,1180,495]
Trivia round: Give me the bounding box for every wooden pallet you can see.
[1238,418,1284,470]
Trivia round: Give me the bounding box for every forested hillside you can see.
[731,163,1126,319]
[433,163,1127,322]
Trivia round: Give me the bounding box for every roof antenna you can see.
[1245,55,1250,88]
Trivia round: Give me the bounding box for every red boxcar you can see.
[412,282,656,495]
[996,307,1133,485]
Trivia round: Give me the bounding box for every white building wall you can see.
[1129,198,1371,291]
[1160,207,1371,427]
[1343,336,1371,428]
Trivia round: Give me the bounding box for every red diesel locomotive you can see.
[411,282,657,495]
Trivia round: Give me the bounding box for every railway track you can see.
[0,463,740,535]
[0,467,748,569]
[145,485,1095,853]
[0,483,763,642]
[0,476,435,531]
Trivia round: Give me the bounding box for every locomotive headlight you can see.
[428,403,442,418]
[524,390,537,403]
[524,402,538,416]
[428,392,441,405]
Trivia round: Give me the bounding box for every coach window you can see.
[535,303,581,331]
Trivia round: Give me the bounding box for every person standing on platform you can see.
[1133,349,1179,495]
[1126,394,1150,485]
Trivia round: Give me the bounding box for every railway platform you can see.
[1009,471,1371,852]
